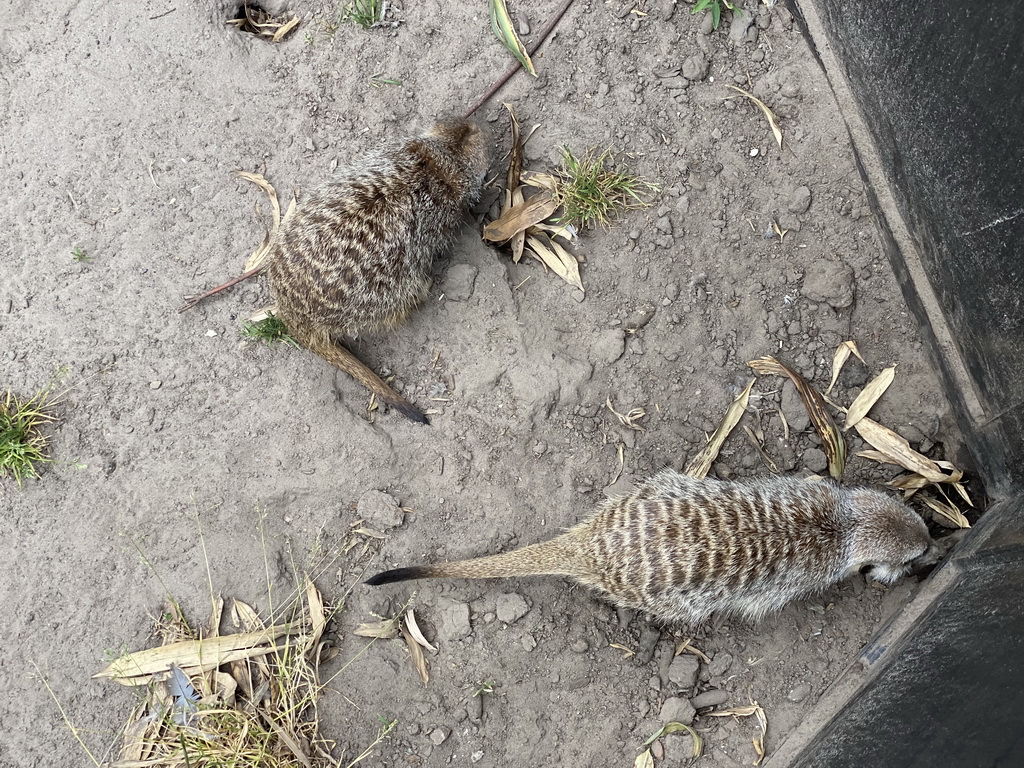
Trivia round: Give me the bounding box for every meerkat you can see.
[366,470,934,626]
[261,118,490,423]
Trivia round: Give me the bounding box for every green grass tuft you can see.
[342,0,384,29]
[692,0,738,31]
[240,313,300,348]
[555,147,658,230]
[1,388,59,486]
[71,246,91,262]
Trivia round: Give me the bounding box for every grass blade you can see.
[489,0,537,76]
[725,84,783,149]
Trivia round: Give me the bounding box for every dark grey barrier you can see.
[774,2,1024,766]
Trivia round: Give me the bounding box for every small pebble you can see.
[788,683,812,703]
[149,380,162,389]
[429,728,449,746]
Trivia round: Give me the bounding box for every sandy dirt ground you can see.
[1,1,970,766]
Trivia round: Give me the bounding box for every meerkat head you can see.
[427,118,492,181]
[843,488,933,585]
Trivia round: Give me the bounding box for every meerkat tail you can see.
[307,338,428,424]
[365,534,589,586]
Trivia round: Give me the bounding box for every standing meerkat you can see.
[366,470,933,626]
[266,117,491,423]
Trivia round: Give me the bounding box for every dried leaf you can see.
[235,170,291,273]
[483,192,559,243]
[609,642,635,659]
[522,170,559,192]
[530,219,579,241]
[607,396,646,430]
[271,15,301,43]
[227,5,301,42]
[525,233,584,292]
[853,417,949,483]
[857,449,902,467]
[725,84,783,149]
[305,577,326,651]
[674,637,712,664]
[94,623,302,684]
[502,104,527,263]
[920,497,971,529]
[827,340,865,394]
[684,379,754,479]
[633,749,655,768]
[207,595,225,638]
[400,620,430,685]
[844,366,895,431]
[707,705,760,718]
[235,171,282,231]
[642,722,703,758]
[354,617,400,639]
[404,608,438,653]
[743,424,780,473]
[708,703,768,765]
[489,0,537,76]
[749,356,846,479]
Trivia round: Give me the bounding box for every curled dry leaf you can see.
[404,608,438,653]
[684,379,755,479]
[400,619,430,685]
[844,366,896,431]
[725,84,783,149]
[749,356,846,479]
[642,722,703,758]
[234,171,297,273]
[607,396,647,431]
[489,0,537,76]
[827,340,866,394]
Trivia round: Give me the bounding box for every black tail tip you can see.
[393,400,430,425]
[365,566,428,586]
